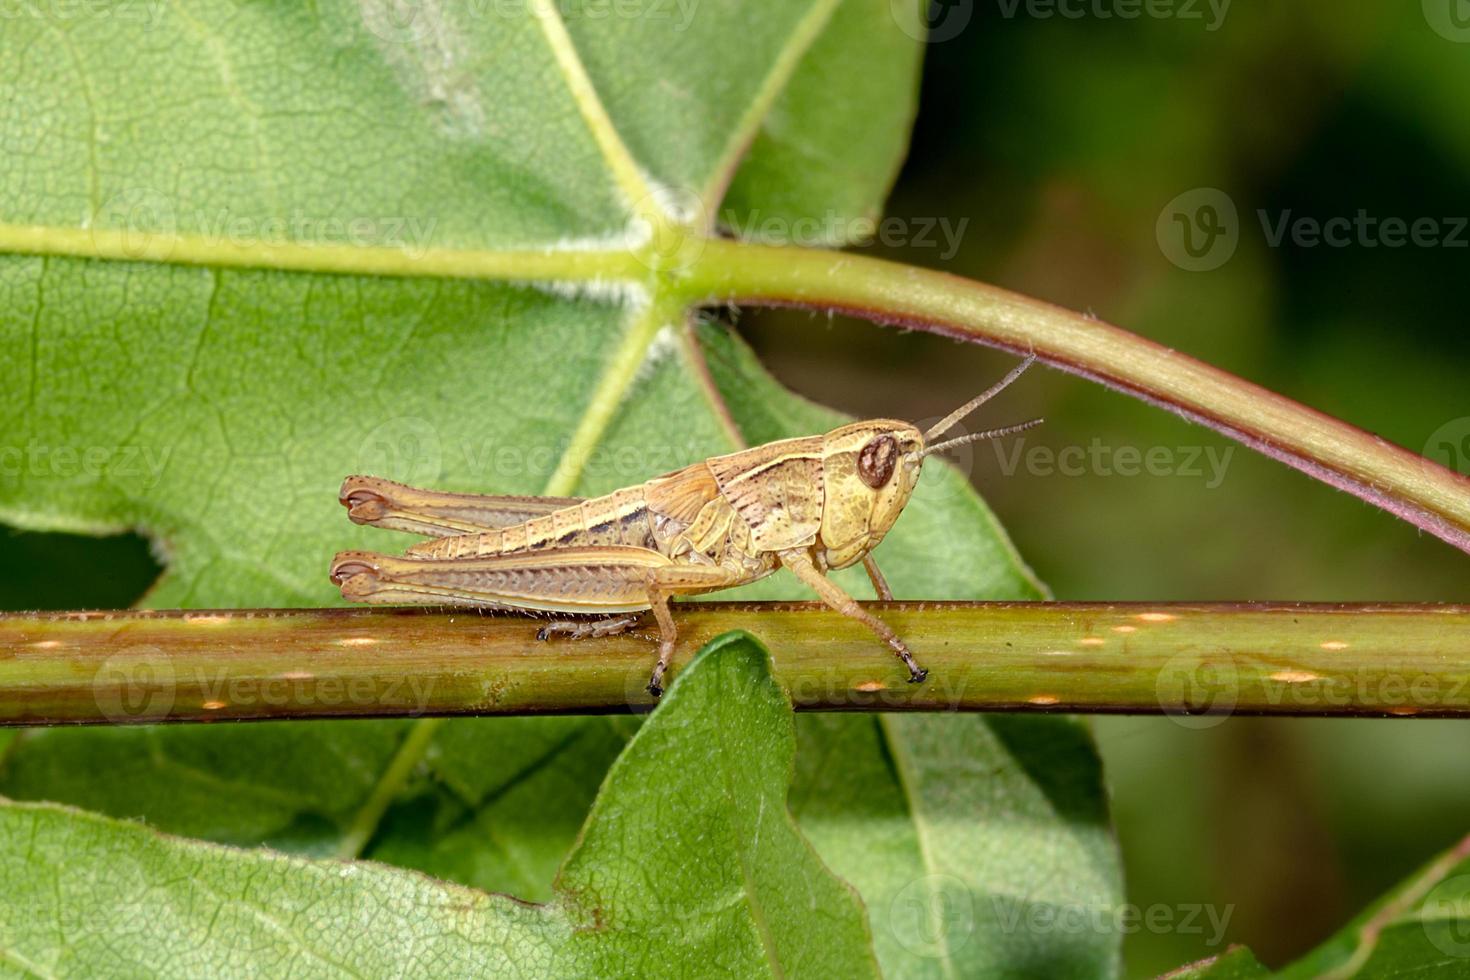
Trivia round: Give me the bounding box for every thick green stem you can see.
[679,240,1470,555]
[5,603,1468,724]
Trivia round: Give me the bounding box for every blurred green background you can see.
[3,2,1468,976]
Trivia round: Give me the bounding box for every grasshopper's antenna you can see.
[923,355,1036,442]
[919,418,1045,459]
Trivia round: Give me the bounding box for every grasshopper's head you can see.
[819,418,927,569]
[818,357,1043,570]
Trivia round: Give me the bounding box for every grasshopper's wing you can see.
[340,476,583,538]
[330,545,738,614]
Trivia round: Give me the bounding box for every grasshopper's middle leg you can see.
[640,564,746,697]
[862,554,895,602]
[780,549,928,683]
[527,569,733,697]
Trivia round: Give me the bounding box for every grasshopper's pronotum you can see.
[330,358,1040,696]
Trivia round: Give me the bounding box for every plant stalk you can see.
[680,240,1470,556]
[4,603,1468,724]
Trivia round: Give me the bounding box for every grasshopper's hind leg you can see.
[330,546,739,700]
[536,614,643,642]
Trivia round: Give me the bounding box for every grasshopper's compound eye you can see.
[858,434,899,489]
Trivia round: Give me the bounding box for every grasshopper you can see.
[330,358,1039,696]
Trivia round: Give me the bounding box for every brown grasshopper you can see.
[330,358,1039,696]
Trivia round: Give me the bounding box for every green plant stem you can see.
[678,239,1470,555]
[5,603,1468,724]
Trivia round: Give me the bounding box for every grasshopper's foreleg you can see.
[780,549,928,684]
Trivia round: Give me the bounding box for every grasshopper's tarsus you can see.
[536,614,643,642]
[889,636,929,684]
[646,671,666,699]
[646,633,677,697]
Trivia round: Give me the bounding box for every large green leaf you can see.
[1276,840,1470,980]
[0,635,879,978]
[0,1,1122,976]
[1159,838,1470,979]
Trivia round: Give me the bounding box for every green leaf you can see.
[1276,838,1470,980]
[0,2,1122,977]
[0,633,879,978]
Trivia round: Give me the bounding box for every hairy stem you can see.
[679,240,1470,555]
[5,603,1468,724]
